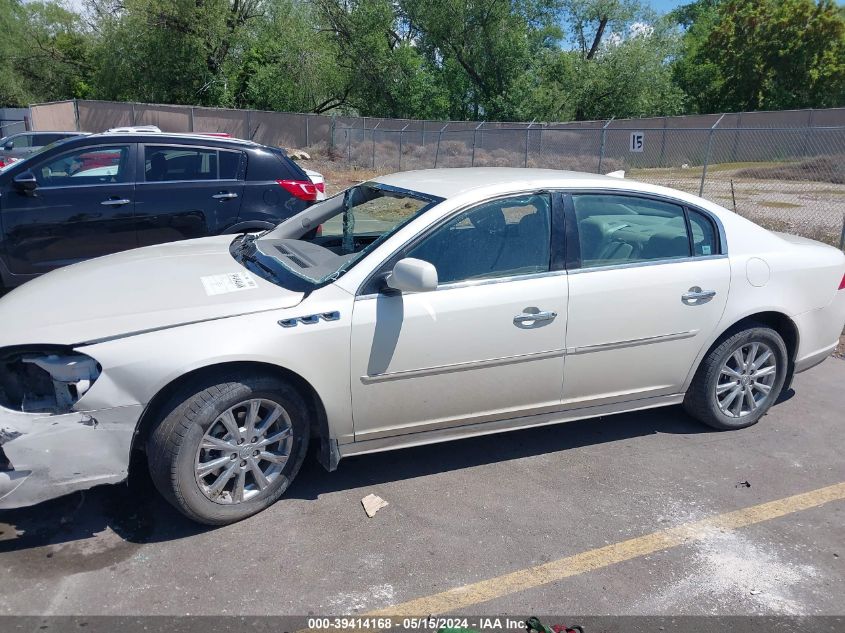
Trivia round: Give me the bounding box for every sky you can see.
[647,0,688,12]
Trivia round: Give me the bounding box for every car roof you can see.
[92,131,261,147]
[370,168,621,198]
[50,131,264,150]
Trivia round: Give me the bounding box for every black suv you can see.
[0,131,319,289]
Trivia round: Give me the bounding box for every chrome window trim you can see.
[135,178,242,186]
[355,268,568,301]
[569,253,728,275]
[34,182,134,191]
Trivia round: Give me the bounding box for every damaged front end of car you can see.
[0,346,143,509]
[0,347,101,414]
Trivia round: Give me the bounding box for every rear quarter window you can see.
[245,147,305,181]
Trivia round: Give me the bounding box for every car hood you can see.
[0,236,305,347]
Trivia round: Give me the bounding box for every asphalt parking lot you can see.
[1,359,843,617]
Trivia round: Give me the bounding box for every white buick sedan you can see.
[1,168,844,524]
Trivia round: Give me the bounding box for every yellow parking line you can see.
[367,482,845,616]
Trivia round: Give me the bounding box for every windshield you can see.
[231,184,439,291]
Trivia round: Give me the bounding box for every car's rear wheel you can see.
[147,372,309,525]
[684,325,788,430]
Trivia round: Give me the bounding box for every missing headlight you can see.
[0,348,101,414]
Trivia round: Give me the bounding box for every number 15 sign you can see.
[630,132,644,152]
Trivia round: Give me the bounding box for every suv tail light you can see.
[277,179,319,202]
[839,272,845,290]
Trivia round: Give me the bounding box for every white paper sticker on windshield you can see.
[201,272,258,296]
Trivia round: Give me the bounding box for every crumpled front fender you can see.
[0,404,143,509]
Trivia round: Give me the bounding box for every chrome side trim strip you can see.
[340,393,686,455]
[360,348,565,384]
[566,329,698,355]
[568,254,728,275]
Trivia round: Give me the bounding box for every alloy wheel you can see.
[715,342,778,418]
[194,398,293,504]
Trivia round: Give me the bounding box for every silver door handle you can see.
[101,198,130,206]
[682,287,717,303]
[514,311,557,324]
[212,192,238,200]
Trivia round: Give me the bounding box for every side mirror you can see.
[384,258,438,293]
[3,141,13,151]
[12,171,38,193]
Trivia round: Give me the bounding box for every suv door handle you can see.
[682,287,717,303]
[212,192,238,200]
[514,310,557,324]
[101,198,131,206]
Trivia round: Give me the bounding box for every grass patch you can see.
[757,200,803,209]
[734,156,845,184]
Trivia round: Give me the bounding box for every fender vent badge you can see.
[278,311,341,328]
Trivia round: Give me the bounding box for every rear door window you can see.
[572,194,691,268]
[144,146,244,182]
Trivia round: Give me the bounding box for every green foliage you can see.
[90,0,254,105]
[3,0,843,120]
[527,14,685,121]
[674,0,845,112]
[1,0,93,106]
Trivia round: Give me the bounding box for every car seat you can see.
[147,152,168,181]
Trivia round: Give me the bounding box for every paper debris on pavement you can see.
[361,493,388,518]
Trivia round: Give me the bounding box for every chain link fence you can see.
[333,121,845,248]
[0,120,27,137]
[27,99,845,247]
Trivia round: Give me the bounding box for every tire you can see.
[683,325,788,430]
[147,371,310,525]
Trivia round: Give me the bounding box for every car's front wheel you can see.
[684,325,788,430]
[147,372,310,525]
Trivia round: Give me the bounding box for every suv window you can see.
[406,194,552,285]
[145,145,242,182]
[572,194,691,268]
[34,145,130,187]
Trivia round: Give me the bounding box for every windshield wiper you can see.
[235,235,278,278]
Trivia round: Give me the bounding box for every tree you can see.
[234,0,348,113]
[0,0,93,106]
[90,0,263,105]
[311,0,450,119]
[674,0,845,112]
[527,15,685,121]
[402,0,561,120]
